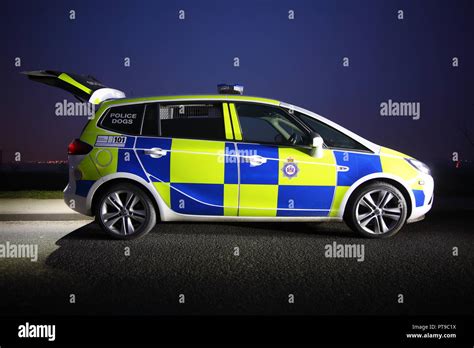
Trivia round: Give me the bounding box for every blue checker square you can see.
[118,149,149,182]
[137,149,170,182]
[333,151,382,186]
[277,185,335,211]
[75,180,95,197]
[135,137,172,151]
[170,183,224,215]
[134,137,172,182]
[413,189,425,207]
[237,144,279,185]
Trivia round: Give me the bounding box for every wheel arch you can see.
[338,173,415,220]
[86,173,168,220]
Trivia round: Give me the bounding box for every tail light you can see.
[68,139,92,155]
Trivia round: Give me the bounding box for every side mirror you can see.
[310,134,324,158]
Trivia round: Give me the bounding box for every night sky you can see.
[2,0,473,164]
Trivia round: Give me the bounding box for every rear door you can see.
[230,102,337,217]
[23,70,125,104]
[135,101,239,216]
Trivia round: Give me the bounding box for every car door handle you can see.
[248,155,267,167]
[144,148,167,158]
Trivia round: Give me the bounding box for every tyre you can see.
[344,181,408,238]
[96,183,157,240]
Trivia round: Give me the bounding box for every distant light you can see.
[217,84,244,95]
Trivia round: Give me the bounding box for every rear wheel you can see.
[345,182,408,238]
[96,183,156,240]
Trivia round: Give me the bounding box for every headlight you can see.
[405,158,431,175]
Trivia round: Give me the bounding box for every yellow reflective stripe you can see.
[153,182,171,207]
[380,146,410,158]
[58,73,92,95]
[229,103,242,140]
[76,153,101,180]
[224,184,239,216]
[329,186,349,217]
[170,139,225,184]
[278,148,336,186]
[239,184,278,216]
[222,103,234,140]
[88,147,118,177]
[380,153,418,184]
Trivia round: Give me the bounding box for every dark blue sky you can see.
[2,0,473,163]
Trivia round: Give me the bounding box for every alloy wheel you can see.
[99,190,148,236]
[355,189,404,235]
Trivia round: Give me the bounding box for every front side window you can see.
[100,104,145,135]
[159,103,225,141]
[294,111,369,151]
[235,103,309,146]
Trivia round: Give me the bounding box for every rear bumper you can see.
[63,183,92,216]
[64,154,94,216]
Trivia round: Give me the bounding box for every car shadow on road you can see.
[185,221,356,238]
[51,219,355,242]
[44,219,356,272]
[43,217,361,284]
[44,219,355,286]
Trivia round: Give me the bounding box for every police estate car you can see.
[25,70,434,239]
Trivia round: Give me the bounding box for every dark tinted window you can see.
[295,112,369,151]
[141,103,160,136]
[100,104,144,135]
[159,103,225,140]
[235,103,309,146]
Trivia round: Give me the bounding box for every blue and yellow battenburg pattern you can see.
[76,103,426,215]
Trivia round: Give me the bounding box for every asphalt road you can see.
[0,211,472,316]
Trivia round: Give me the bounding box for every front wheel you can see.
[96,183,157,240]
[344,182,408,238]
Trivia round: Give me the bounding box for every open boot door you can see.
[23,70,125,104]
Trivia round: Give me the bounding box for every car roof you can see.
[101,94,280,107]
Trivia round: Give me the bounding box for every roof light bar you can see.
[217,84,244,95]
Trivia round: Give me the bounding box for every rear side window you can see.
[159,103,225,141]
[100,104,144,135]
[141,103,160,136]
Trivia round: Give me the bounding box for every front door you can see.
[230,102,337,217]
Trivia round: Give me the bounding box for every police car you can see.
[25,70,434,239]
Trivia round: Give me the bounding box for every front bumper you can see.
[407,174,434,223]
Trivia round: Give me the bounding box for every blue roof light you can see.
[217,84,244,95]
